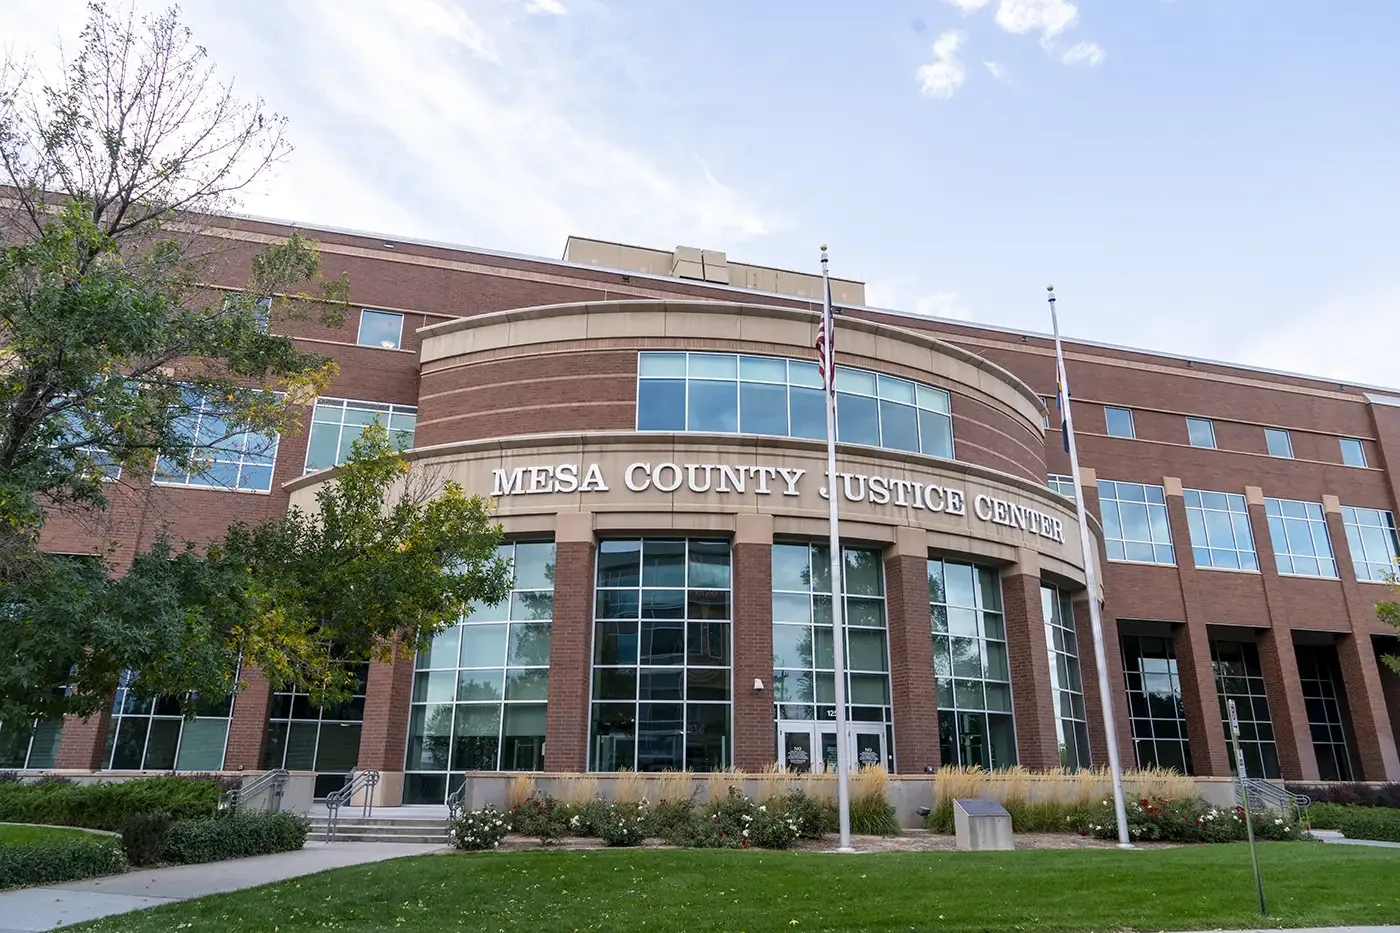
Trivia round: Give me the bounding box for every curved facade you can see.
[287,300,1099,803]
[28,219,1400,799]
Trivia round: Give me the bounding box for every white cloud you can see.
[942,0,993,10]
[1059,41,1105,67]
[525,0,567,14]
[984,60,1009,83]
[994,0,1079,40]
[915,292,975,321]
[916,31,967,100]
[1238,284,1400,389]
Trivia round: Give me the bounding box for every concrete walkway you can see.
[1313,829,1400,849]
[0,841,444,933]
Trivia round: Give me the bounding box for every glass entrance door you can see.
[778,722,883,773]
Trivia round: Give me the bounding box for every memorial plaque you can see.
[953,798,1014,851]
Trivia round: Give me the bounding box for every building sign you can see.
[490,462,1065,544]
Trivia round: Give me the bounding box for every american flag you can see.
[815,273,836,396]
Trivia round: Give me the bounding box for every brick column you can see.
[885,526,939,774]
[544,511,595,772]
[1001,549,1060,770]
[223,667,273,771]
[1161,477,1232,776]
[1077,468,1135,769]
[55,709,111,771]
[1253,628,1317,779]
[357,650,414,790]
[1322,495,1400,780]
[1335,632,1400,780]
[1245,484,1321,779]
[732,515,775,772]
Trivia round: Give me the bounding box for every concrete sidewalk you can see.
[0,841,444,932]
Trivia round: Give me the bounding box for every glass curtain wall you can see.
[1209,640,1281,778]
[263,665,369,798]
[0,720,63,770]
[1041,585,1091,769]
[1120,634,1193,774]
[772,543,893,765]
[103,672,232,771]
[1295,644,1354,781]
[590,540,732,771]
[930,560,1016,768]
[405,542,555,804]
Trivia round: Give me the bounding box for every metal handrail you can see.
[219,769,290,814]
[1235,777,1310,815]
[324,769,380,842]
[447,776,469,820]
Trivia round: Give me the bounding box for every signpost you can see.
[1228,699,1267,916]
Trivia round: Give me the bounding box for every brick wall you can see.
[223,667,273,771]
[543,540,596,772]
[732,543,776,771]
[884,552,939,773]
[1001,572,1061,771]
[356,652,414,772]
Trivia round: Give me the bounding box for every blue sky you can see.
[7,0,1400,387]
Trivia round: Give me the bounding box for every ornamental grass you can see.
[554,774,598,806]
[505,775,536,810]
[611,770,646,804]
[655,770,694,805]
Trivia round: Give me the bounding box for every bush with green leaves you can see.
[0,777,221,831]
[598,801,650,847]
[1287,782,1400,809]
[648,798,697,841]
[508,795,567,845]
[1308,802,1400,842]
[0,836,126,889]
[1083,796,1307,843]
[560,800,609,837]
[850,792,900,836]
[120,811,173,867]
[748,803,802,849]
[777,791,835,840]
[162,811,308,864]
[449,805,509,851]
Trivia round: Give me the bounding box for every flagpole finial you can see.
[820,243,828,251]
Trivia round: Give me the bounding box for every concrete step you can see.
[309,819,446,829]
[310,832,448,844]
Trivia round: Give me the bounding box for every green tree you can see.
[1379,573,1400,675]
[1,425,512,723]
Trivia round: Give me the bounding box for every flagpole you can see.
[1047,285,1133,849]
[821,246,855,852]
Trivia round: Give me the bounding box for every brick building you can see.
[12,219,1400,804]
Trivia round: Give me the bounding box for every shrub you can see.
[0,836,126,889]
[649,797,697,841]
[1083,796,1308,844]
[599,801,649,847]
[1308,802,1400,842]
[508,796,566,845]
[162,811,308,864]
[120,811,173,867]
[749,802,802,849]
[850,792,900,836]
[0,776,222,831]
[1287,783,1400,809]
[449,805,509,851]
[779,791,834,839]
[560,799,609,837]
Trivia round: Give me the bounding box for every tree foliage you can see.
[1,425,511,723]
[1379,572,1400,675]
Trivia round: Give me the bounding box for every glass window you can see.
[1183,489,1258,571]
[1341,506,1399,583]
[264,665,369,799]
[1039,397,1053,430]
[0,719,64,771]
[772,543,893,768]
[1265,428,1293,459]
[1264,498,1336,577]
[1340,438,1367,468]
[1186,418,1216,449]
[304,398,417,473]
[54,403,123,482]
[1295,645,1353,781]
[1048,474,1076,500]
[404,541,554,804]
[1210,640,1280,779]
[1098,480,1175,565]
[1120,634,1192,774]
[1104,407,1135,439]
[591,540,731,772]
[103,671,232,771]
[153,389,279,492]
[358,310,404,350]
[1041,586,1091,770]
[636,352,953,458]
[930,559,1016,769]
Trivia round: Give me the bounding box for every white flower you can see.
[742,829,749,837]
[1274,818,1283,825]
[758,805,767,813]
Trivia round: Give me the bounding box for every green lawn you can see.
[0,824,103,848]
[61,843,1400,933]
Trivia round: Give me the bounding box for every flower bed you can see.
[1082,796,1308,843]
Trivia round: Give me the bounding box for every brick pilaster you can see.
[1077,469,1135,770]
[732,515,775,772]
[544,512,595,772]
[1001,552,1060,771]
[1255,627,1319,779]
[55,708,111,771]
[223,667,273,771]
[1322,496,1400,780]
[885,527,938,774]
[1161,477,1232,777]
[357,651,414,773]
